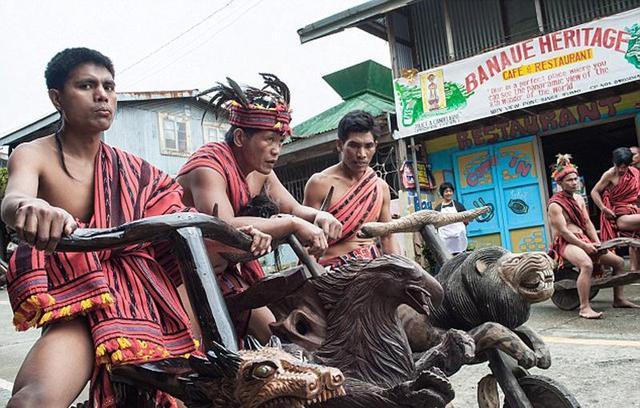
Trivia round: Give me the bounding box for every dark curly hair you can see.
[337,110,379,142]
[45,47,114,90]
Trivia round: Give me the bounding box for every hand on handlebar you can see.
[581,242,598,255]
[314,211,342,241]
[293,217,328,258]
[237,225,272,256]
[603,208,617,220]
[14,198,78,253]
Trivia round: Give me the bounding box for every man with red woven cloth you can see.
[303,110,400,268]
[177,74,342,343]
[2,48,199,408]
[591,147,640,243]
[547,154,632,319]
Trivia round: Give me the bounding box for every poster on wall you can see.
[551,176,589,205]
[394,8,640,139]
[401,160,435,189]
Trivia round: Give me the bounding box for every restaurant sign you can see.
[394,8,640,138]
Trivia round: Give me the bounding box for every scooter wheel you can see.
[552,268,598,310]
[503,374,581,408]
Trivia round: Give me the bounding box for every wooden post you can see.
[173,227,238,352]
[487,350,533,408]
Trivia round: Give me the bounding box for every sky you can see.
[0,0,390,136]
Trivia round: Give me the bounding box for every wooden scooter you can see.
[552,237,640,310]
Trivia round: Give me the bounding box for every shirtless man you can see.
[303,110,399,267]
[591,147,640,242]
[628,145,640,270]
[548,154,631,319]
[589,147,640,308]
[2,48,205,408]
[177,75,342,341]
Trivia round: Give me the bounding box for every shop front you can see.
[392,9,640,252]
[423,89,640,251]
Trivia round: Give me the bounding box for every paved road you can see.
[449,283,640,407]
[1,284,639,407]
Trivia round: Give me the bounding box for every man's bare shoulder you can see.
[375,175,391,192]
[318,163,342,177]
[573,193,586,206]
[548,201,562,212]
[602,167,616,180]
[9,135,56,166]
[307,166,341,186]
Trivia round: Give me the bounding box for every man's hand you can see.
[602,207,617,220]
[237,225,272,257]
[293,217,328,258]
[313,211,342,241]
[14,199,77,253]
[581,242,598,255]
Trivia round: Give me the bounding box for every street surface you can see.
[1,284,639,407]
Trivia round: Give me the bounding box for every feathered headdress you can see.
[198,73,292,136]
[551,153,578,182]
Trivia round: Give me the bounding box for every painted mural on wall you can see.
[511,227,546,252]
[453,138,546,252]
[394,8,640,138]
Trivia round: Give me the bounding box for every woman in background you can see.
[434,182,468,254]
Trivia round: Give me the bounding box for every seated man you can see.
[629,145,640,270]
[177,75,342,341]
[303,110,399,267]
[591,147,640,243]
[547,154,632,319]
[2,48,201,408]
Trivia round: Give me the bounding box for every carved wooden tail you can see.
[358,206,490,238]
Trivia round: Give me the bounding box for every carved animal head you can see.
[491,250,555,302]
[436,247,555,330]
[313,255,444,316]
[184,337,346,408]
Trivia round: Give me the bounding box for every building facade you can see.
[0,91,227,176]
[299,0,640,252]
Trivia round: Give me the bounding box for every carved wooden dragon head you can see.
[111,336,345,408]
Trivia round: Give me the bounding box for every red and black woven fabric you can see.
[228,103,291,136]
[318,168,383,266]
[547,191,597,267]
[599,166,640,242]
[178,141,265,291]
[7,142,196,407]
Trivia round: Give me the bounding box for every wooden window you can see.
[203,123,229,144]
[159,113,191,156]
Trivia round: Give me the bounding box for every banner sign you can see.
[394,8,640,138]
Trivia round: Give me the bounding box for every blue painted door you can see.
[452,137,547,252]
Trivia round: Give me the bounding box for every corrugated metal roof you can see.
[297,0,418,43]
[291,93,395,139]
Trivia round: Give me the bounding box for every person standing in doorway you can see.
[434,182,468,254]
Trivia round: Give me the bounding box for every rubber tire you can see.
[552,268,599,311]
[503,374,581,408]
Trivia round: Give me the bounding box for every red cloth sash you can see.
[599,166,640,241]
[547,191,595,266]
[7,143,195,407]
[177,141,264,290]
[325,167,383,246]
[319,244,380,268]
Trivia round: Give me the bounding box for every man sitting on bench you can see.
[547,154,633,319]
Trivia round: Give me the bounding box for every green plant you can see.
[0,167,7,198]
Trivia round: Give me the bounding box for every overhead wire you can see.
[126,0,265,88]
[119,0,235,76]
